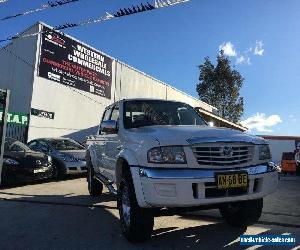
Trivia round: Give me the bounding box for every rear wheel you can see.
[219,198,263,227]
[117,169,154,242]
[86,155,103,197]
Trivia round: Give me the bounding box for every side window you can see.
[110,104,119,121]
[102,107,113,122]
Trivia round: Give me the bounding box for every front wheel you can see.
[0,170,10,187]
[87,165,103,197]
[118,170,154,242]
[51,161,66,180]
[219,198,263,227]
[51,164,59,180]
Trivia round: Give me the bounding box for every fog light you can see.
[154,184,176,197]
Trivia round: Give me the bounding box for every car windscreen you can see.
[4,138,31,152]
[48,139,85,151]
[124,100,207,129]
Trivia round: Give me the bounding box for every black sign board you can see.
[31,108,55,120]
[38,26,113,99]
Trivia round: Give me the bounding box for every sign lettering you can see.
[38,26,113,99]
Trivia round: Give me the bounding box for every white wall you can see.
[0,24,39,114]
[267,139,296,164]
[28,76,114,141]
[116,63,167,100]
[115,62,215,112]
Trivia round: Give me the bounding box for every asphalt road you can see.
[0,175,299,250]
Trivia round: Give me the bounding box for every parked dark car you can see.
[1,138,53,186]
[28,138,87,179]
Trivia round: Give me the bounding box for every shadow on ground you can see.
[0,178,299,249]
[0,174,87,190]
[0,191,249,250]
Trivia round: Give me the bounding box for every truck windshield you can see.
[124,100,207,129]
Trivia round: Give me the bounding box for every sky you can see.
[0,0,299,135]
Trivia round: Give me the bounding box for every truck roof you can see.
[105,98,188,109]
[122,98,186,102]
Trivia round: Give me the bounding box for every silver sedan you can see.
[28,138,87,179]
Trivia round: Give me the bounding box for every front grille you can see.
[192,143,254,166]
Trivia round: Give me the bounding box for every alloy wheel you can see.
[122,185,131,227]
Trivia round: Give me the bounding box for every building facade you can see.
[0,22,222,142]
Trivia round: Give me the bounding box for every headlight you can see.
[148,146,186,164]
[259,145,271,160]
[48,155,52,163]
[3,158,19,165]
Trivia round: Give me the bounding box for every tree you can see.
[196,51,244,123]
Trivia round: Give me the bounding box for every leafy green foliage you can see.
[196,51,244,123]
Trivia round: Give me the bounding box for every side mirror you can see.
[100,120,118,134]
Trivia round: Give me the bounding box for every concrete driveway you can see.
[0,176,299,250]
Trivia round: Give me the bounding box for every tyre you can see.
[51,161,66,180]
[51,163,59,180]
[219,198,263,227]
[117,169,154,243]
[0,171,9,188]
[87,155,103,197]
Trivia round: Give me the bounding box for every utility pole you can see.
[0,89,10,186]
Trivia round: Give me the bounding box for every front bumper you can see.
[5,165,53,183]
[65,160,87,174]
[136,164,278,208]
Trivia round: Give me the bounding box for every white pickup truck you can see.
[86,99,278,242]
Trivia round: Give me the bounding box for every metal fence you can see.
[5,123,29,143]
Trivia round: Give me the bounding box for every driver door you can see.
[89,106,112,178]
[103,103,121,181]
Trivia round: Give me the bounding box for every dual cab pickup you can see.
[86,99,278,242]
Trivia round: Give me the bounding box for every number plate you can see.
[216,172,248,189]
[33,167,48,173]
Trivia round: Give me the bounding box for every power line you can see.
[1,0,80,21]
[0,0,190,43]
[55,0,191,30]
[0,0,190,106]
